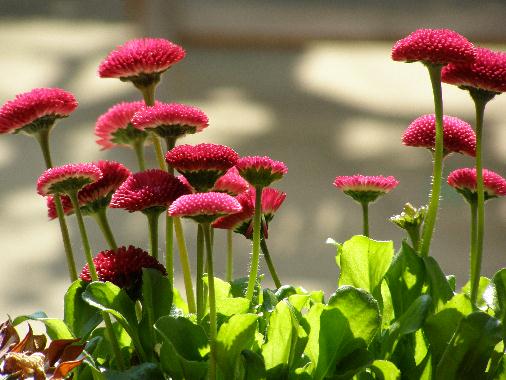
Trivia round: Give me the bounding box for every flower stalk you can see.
[246,186,263,302]
[260,238,281,288]
[92,207,118,250]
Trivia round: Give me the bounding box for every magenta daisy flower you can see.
[80,245,166,299]
[98,38,185,88]
[391,29,475,65]
[47,195,74,220]
[0,88,78,134]
[442,47,506,94]
[95,101,149,150]
[110,169,189,213]
[402,114,476,156]
[212,166,249,196]
[37,163,102,196]
[132,102,208,141]
[448,168,506,202]
[236,156,288,188]
[333,174,399,204]
[165,143,239,191]
[169,192,242,224]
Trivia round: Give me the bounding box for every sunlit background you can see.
[1,0,506,319]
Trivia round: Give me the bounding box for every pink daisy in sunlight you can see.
[165,143,239,191]
[236,156,288,188]
[169,192,242,224]
[110,169,189,213]
[442,47,506,94]
[37,163,102,196]
[98,38,185,83]
[0,88,78,134]
[402,114,476,156]
[212,166,249,195]
[333,174,399,203]
[391,29,475,65]
[448,168,506,202]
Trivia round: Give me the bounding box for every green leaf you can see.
[64,279,102,339]
[489,269,506,336]
[12,312,73,340]
[331,348,373,379]
[103,363,164,379]
[173,287,189,314]
[462,276,490,311]
[242,350,267,380]
[436,312,502,379]
[141,268,173,322]
[425,293,473,366]
[205,276,250,317]
[216,313,259,380]
[339,236,394,299]
[422,257,453,312]
[369,360,401,380]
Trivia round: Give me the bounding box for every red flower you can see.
[47,195,74,220]
[0,88,78,134]
[333,175,399,203]
[448,168,506,201]
[236,156,288,188]
[110,169,189,212]
[80,245,166,298]
[212,167,249,196]
[402,114,476,156]
[98,38,185,80]
[442,47,506,93]
[168,192,242,223]
[37,163,102,196]
[95,101,148,149]
[132,102,208,139]
[165,143,239,191]
[391,29,475,65]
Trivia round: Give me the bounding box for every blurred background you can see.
[1,0,506,319]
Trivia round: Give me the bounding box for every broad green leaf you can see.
[276,285,298,300]
[369,360,401,380]
[141,268,173,322]
[425,293,473,365]
[288,294,310,312]
[436,312,502,379]
[338,236,394,298]
[173,287,189,314]
[331,348,373,379]
[64,279,102,339]
[103,363,164,379]
[385,241,425,318]
[422,257,453,312]
[242,350,267,380]
[13,312,73,340]
[380,280,395,329]
[205,276,250,317]
[462,276,490,311]
[489,268,506,338]
[216,313,258,380]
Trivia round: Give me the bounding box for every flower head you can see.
[165,143,239,191]
[169,192,242,224]
[98,38,185,88]
[110,169,189,213]
[212,166,249,195]
[0,88,78,134]
[95,101,149,149]
[391,29,475,65]
[402,114,476,156]
[447,168,506,202]
[80,245,166,299]
[132,102,208,140]
[37,163,102,196]
[236,156,288,188]
[333,174,399,203]
[442,47,506,94]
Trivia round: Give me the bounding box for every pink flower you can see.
[402,114,476,156]
[261,187,287,222]
[98,38,185,80]
[110,169,189,212]
[80,245,166,298]
[168,192,242,223]
[0,88,78,134]
[333,174,399,203]
[47,195,74,220]
[447,168,506,201]
[392,29,475,65]
[236,156,288,188]
[95,101,149,149]
[37,163,102,196]
[132,102,208,139]
[442,47,506,93]
[165,143,239,191]
[212,167,249,195]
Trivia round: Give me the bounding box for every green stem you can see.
[246,186,263,302]
[69,191,125,370]
[174,217,197,314]
[226,229,233,282]
[361,201,369,238]
[34,130,77,281]
[151,134,168,170]
[260,238,282,288]
[202,223,217,380]
[145,210,160,259]
[166,216,174,286]
[469,200,478,306]
[420,64,444,258]
[197,224,205,321]
[132,139,146,171]
[92,207,118,250]
[407,227,420,252]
